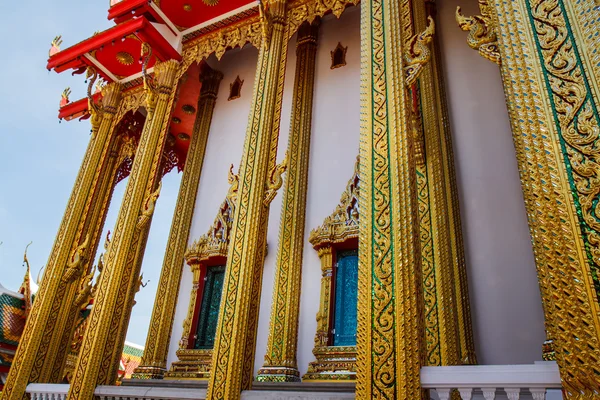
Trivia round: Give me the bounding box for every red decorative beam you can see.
[108,0,164,25]
[47,17,180,81]
[58,93,102,122]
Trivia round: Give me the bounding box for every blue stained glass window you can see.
[333,249,358,346]
[194,265,225,349]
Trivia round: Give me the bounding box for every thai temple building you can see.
[1,0,599,398]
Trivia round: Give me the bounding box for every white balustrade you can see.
[95,385,207,400]
[26,383,70,400]
[421,362,564,400]
[25,362,565,400]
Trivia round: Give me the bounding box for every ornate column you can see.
[412,0,476,366]
[468,0,600,396]
[66,59,181,400]
[0,81,122,400]
[130,66,224,380]
[257,19,319,383]
[206,1,289,398]
[53,130,139,383]
[355,0,434,398]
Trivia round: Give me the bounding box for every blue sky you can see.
[0,0,182,346]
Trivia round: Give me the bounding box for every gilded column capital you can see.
[199,68,225,99]
[155,59,181,93]
[296,18,319,48]
[100,82,123,115]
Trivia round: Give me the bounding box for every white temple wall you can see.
[167,0,546,372]
[167,45,260,368]
[437,0,546,364]
[293,7,362,377]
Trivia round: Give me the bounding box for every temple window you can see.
[332,249,358,346]
[165,166,239,379]
[194,265,225,349]
[228,76,244,101]
[303,157,359,381]
[330,42,348,69]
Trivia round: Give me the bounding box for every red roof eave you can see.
[108,0,164,24]
[46,17,181,79]
[58,93,103,121]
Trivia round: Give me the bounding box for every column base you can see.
[256,366,301,382]
[163,349,212,380]
[131,365,167,380]
[302,346,356,381]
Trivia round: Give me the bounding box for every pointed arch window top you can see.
[228,76,244,101]
[330,42,348,70]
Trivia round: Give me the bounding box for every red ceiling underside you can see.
[109,0,254,30]
[169,62,202,157]
[160,0,254,30]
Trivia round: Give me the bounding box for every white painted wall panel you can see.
[296,7,362,377]
[167,45,259,367]
[437,0,546,364]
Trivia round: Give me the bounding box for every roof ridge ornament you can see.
[49,35,62,57]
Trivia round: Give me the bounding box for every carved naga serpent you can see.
[404,16,435,86]
[455,0,500,65]
[63,234,90,283]
[86,67,103,135]
[264,152,288,206]
[141,43,158,113]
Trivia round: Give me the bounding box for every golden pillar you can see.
[66,59,181,400]
[355,0,434,398]
[52,129,139,383]
[206,1,289,398]
[466,0,600,396]
[413,0,476,366]
[0,82,122,400]
[132,66,224,379]
[257,19,319,383]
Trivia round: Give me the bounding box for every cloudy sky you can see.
[0,0,182,346]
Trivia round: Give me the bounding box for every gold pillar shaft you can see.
[52,133,134,383]
[66,60,181,400]
[257,19,319,383]
[487,0,600,396]
[0,83,122,400]
[133,67,224,379]
[206,2,288,397]
[314,246,333,348]
[356,0,426,397]
[413,0,476,366]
